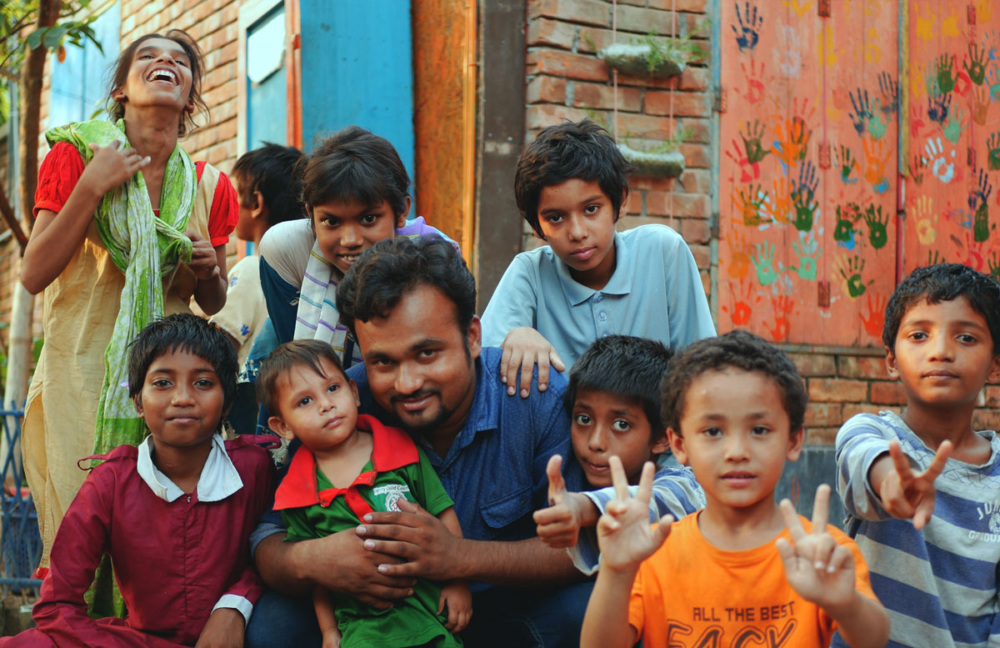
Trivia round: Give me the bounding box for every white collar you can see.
[137,434,244,503]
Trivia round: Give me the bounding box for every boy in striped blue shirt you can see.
[836,263,1000,648]
[533,335,704,574]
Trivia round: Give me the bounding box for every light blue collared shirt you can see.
[481,225,716,368]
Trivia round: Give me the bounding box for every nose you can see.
[395,362,424,396]
[724,433,749,462]
[928,333,954,362]
[587,425,608,453]
[171,383,195,406]
[340,222,362,248]
[566,215,587,241]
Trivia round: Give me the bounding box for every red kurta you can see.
[2,437,274,647]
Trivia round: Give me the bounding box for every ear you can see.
[618,189,629,220]
[786,427,805,462]
[650,429,671,456]
[112,87,126,103]
[268,416,296,442]
[133,395,144,417]
[466,316,483,361]
[885,346,900,379]
[396,196,412,228]
[988,353,1000,384]
[250,190,266,219]
[667,428,688,465]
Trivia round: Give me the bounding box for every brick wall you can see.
[524,0,713,296]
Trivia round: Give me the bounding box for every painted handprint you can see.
[775,24,802,78]
[908,153,928,186]
[767,176,791,224]
[725,229,753,280]
[790,161,819,232]
[958,231,985,271]
[766,295,794,342]
[972,84,990,127]
[790,231,820,281]
[943,107,965,146]
[836,145,859,184]
[913,2,936,42]
[965,42,989,86]
[863,204,889,249]
[988,251,1000,281]
[909,103,926,139]
[923,137,956,184]
[740,119,771,165]
[863,137,892,194]
[722,280,760,326]
[934,54,957,94]
[848,88,873,136]
[927,93,951,125]
[733,184,770,227]
[740,60,766,104]
[969,168,993,243]
[987,132,1000,171]
[927,249,944,266]
[725,139,759,183]
[912,194,937,245]
[751,240,779,286]
[860,293,887,340]
[877,71,899,115]
[732,2,763,53]
[836,254,873,299]
[833,202,861,250]
[773,114,812,169]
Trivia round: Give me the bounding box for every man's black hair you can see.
[661,330,807,435]
[128,313,238,412]
[231,143,306,226]
[301,125,411,217]
[566,335,673,439]
[336,237,475,338]
[514,118,631,237]
[257,340,349,417]
[883,263,1000,354]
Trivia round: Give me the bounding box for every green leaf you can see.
[43,25,68,49]
[26,28,43,50]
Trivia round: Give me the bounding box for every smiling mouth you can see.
[147,68,178,84]
[392,391,437,413]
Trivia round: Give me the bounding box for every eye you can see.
[327,383,340,393]
[702,427,722,438]
[958,333,978,344]
[360,213,380,225]
[297,396,313,407]
[151,378,172,388]
[195,379,215,389]
[584,204,600,215]
[542,213,564,224]
[320,217,339,229]
[418,348,437,360]
[573,413,592,426]
[908,331,928,341]
[751,425,770,436]
[612,419,632,432]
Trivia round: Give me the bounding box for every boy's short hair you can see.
[257,340,348,417]
[230,143,306,227]
[514,119,631,237]
[883,263,1000,354]
[128,314,238,411]
[566,335,673,437]
[336,236,476,340]
[301,125,411,217]
[661,330,807,434]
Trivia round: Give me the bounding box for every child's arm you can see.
[867,439,952,529]
[313,586,342,648]
[581,458,672,648]
[188,230,229,315]
[499,327,565,398]
[776,486,890,648]
[436,507,473,633]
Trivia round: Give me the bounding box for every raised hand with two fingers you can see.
[876,439,952,529]
[596,457,673,573]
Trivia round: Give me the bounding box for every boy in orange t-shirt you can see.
[581,331,890,648]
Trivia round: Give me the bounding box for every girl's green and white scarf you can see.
[45,119,196,454]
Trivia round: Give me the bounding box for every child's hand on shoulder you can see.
[194,607,245,648]
[874,439,951,529]
[438,579,472,634]
[596,457,673,574]
[500,327,565,398]
[534,454,594,548]
[81,140,151,197]
[776,485,857,609]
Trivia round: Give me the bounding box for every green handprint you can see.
[943,107,964,145]
[927,249,944,266]
[836,145,859,184]
[935,54,956,94]
[863,204,889,249]
[833,203,860,246]
[791,162,818,233]
[868,99,888,140]
[965,42,988,86]
[740,119,771,165]
[971,168,993,243]
[989,251,1000,281]
[751,241,778,286]
[736,184,770,226]
[790,233,820,281]
[838,255,873,299]
[988,132,1000,171]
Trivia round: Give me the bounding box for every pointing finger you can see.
[546,455,566,505]
[888,441,915,484]
[609,456,630,502]
[779,498,807,544]
[921,440,953,484]
[811,484,831,535]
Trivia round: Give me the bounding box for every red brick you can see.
[526,104,594,131]
[838,356,890,380]
[804,403,843,428]
[620,66,709,91]
[679,142,710,168]
[649,0,708,11]
[689,243,710,270]
[527,18,577,49]
[699,269,710,297]
[630,177,675,191]
[843,403,900,419]
[676,169,710,193]
[680,217,710,244]
[625,190,643,215]
[530,0,610,27]
[646,191,707,218]
[571,82,642,111]
[528,49,609,82]
[645,90,709,118]
[973,409,1000,431]
[870,381,907,406]
[809,379,869,403]
[788,353,836,377]
[805,427,839,446]
[614,5,672,34]
[680,118,710,143]
[614,113,676,139]
[987,386,1000,407]
[527,76,568,104]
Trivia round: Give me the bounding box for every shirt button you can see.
[602,331,612,337]
[595,294,603,303]
[598,312,608,322]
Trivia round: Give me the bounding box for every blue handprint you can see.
[732,2,763,53]
[848,89,873,136]
[927,93,952,125]
[877,71,899,115]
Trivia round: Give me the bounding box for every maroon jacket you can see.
[2,436,274,647]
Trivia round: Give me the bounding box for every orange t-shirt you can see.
[627,513,877,648]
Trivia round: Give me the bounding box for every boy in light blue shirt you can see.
[481,119,715,397]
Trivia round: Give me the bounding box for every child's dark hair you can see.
[231,143,306,226]
[883,263,1000,353]
[661,330,807,435]
[128,314,237,412]
[107,30,207,137]
[514,119,631,237]
[301,126,410,217]
[566,336,673,439]
[257,340,348,416]
[336,237,476,340]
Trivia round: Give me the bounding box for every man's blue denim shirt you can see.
[251,346,584,554]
